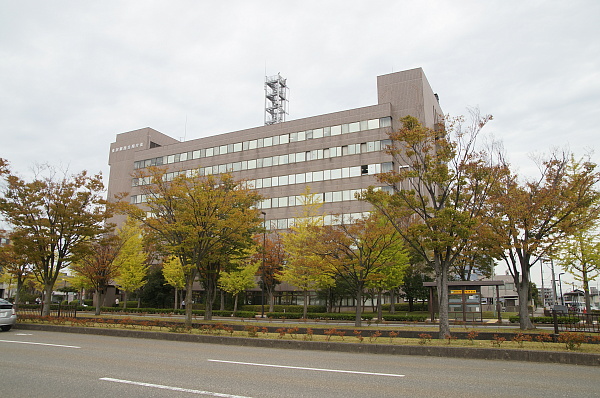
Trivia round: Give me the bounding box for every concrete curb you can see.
[15,323,600,367]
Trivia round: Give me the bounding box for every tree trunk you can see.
[184,277,194,327]
[220,289,225,311]
[174,288,178,310]
[389,288,395,314]
[302,290,308,319]
[516,265,534,330]
[377,289,383,321]
[42,284,53,316]
[435,260,450,339]
[123,291,128,309]
[268,289,275,312]
[233,294,239,313]
[354,287,363,327]
[95,289,103,316]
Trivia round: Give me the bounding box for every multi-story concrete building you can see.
[107,68,443,229]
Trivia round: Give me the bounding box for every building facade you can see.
[107,68,443,229]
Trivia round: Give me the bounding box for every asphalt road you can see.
[1,330,598,398]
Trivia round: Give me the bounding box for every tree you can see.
[71,235,122,315]
[0,241,33,308]
[252,232,286,312]
[219,256,259,313]
[489,153,600,329]
[162,256,187,310]
[364,113,503,338]
[553,226,600,313]
[315,213,409,326]
[400,266,432,312]
[281,189,334,319]
[118,168,262,323]
[0,164,110,315]
[113,219,148,309]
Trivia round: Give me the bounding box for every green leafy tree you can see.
[364,113,503,338]
[400,266,432,312]
[0,163,110,315]
[219,256,259,313]
[281,189,334,319]
[553,226,600,313]
[316,213,409,326]
[0,240,33,308]
[162,256,188,310]
[113,219,148,309]
[118,168,262,323]
[252,232,286,312]
[489,153,600,329]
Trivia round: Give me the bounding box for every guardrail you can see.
[17,304,77,318]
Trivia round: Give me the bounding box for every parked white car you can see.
[0,298,17,331]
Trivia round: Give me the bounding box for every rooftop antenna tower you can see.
[264,73,288,125]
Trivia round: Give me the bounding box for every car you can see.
[0,298,17,332]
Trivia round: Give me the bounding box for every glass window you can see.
[367,141,376,152]
[313,170,324,181]
[249,140,257,150]
[348,144,356,155]
[333,191,342,202]
[297,131,306,141]
[331,125,342,136]
[279,154,288,165]
[174,153,181,163]
[271,197,279,208]
[343,190,352,201]
[296,173,305,184]
[255,179,262,188]
[264,136,273,147]
[279,196,288,207]
[218,145,226,155]
[368,118,380,129]
[263,157,272,167]
[288,196,296,206]
[279,175,288,185]
[273,135,280,146]
[381,139,392,149]
[349,122,360,133]
[296,152,305,162]
[351,166,362,177]
[323,127,331,137]
[227,144,234,153]
[290,132,298,142]
[248,159,256,169]
[323,169,331,180]
[193,150,201,159]
[271,177,279,187]
[180,152,187,162]
[233,162,241,171]
[316,149,323,159]
[369,163,381,174]
[277,219,287,229]
[323,148,330,158]
[241,161,247,170]
[305,151,312,161]
[234,142,242,152]
[243,141,249,150]
[219,164,227,173]
[341,124,349,134]
[313,128,323,139]
[206,147,214,157]
[360,120,368,131]
[256,158,263,168]
[262,198,271,209]
[325,192,333,202]
[380,116,392,127]
[361,143,367,153]
[342,146,349,156]
[263,178,271,188]
[257,138,263,148]
[279,134,289,144]
[167,155,175,164]
[272,156,279,166]
[288,174,296,185]
[381,162,393,173]
[306,130,313,140]
[331,168,342,179]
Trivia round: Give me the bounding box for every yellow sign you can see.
[450,289,477,294]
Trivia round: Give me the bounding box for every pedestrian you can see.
[181,300,185,309]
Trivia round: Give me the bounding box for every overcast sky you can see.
[1,1,599,289]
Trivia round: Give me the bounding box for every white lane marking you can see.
[208,359,405,378]
[14,333,33,336]
[0,339,80,349]
[100,378,252,398]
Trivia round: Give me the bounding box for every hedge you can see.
[509,315,581,324]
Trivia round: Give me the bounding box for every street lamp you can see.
[558,273,565,306]
[260,211,266,318]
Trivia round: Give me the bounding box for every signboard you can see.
[450,290,477,294]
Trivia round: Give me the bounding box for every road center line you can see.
[208,359,405,378]
[100,378,252,398]
[0,339,80,349]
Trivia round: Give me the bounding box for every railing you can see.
[551,310,599,334]
[17,304,77,318]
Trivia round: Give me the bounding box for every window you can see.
[349,122,360,133]
[380,116,392,127]
[249,140,257,150]
[361,165,369,175]
[264,136,273,147]
[234,142,242,152]
[331,125,342,136]
[368,118,380,129]
[313,128,323,139]
[279,134,289,144]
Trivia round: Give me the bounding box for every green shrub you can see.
[509,315,581,324]
[241,305,327,313]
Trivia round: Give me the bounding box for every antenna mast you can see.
[264,73,288,125]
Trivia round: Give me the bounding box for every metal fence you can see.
[551,310,599,334]
[17,304,77,318]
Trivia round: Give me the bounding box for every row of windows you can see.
[258,187,381,209]
[130,162,393,204]
[133,117,392,170]
[264,211,371,231]
[133,139,391,187]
